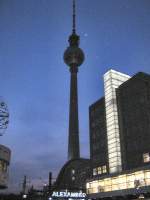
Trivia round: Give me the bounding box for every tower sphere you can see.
[64,46,85,67]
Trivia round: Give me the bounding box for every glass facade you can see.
[87,169,150,194]
[104,70,130,173]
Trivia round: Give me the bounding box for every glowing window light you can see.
[102,166,107,173]
[97,167,102,175]
[93,168,97,176]
[143,153,150,163]
[104,70,130,174]
[86,169,150,194]
[93,166,107,176]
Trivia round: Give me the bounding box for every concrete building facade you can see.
[117,72,150,171]
[89,98,108,176]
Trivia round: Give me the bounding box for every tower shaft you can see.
[68,66,80,160]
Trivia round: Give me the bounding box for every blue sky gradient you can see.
[0,0,150,193]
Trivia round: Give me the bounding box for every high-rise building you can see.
[89,98,108,176]
[87,70,150,199]
[104,70,130,174]
[117,72,150,171]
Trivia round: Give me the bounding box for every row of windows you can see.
[87,169,150,194]
[107,138,120,146]
[106,103,117,112]
[104,79,126,89]
[93,165,107,176]
[104,71,130,82]
[107,131,120,140]
[105,78,122,174]
[105,100,117,107]
[106,115,118,124]
[91,150,149,175]
[91,120,105,128]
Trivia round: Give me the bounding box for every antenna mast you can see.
[72,0,76,34]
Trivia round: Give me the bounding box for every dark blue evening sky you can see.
[0,0,150,193]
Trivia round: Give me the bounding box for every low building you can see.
[87,165,150,198]
[117,72,150,171]
[53,158,91,191]
[49,159,91,200]
[0,144,11,189]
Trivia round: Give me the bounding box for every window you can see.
[97,167,102,175]
[143,153,150,163]
[93,168,97,176]
[3,162,7,172]
[93,166,107,176]
[0,160,7,172]
[102,165,107,173]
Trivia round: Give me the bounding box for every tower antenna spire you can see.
[72,0,76,34]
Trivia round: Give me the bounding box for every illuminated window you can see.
[102,165,107,173]
[71,169,75,174]
[97,167,102,175]
[3,162,7,172]
[93,168,97,176]
[87,169,150,194]
[98,185,104,192]
[0,160,7,172]
[143,153,150,163]
[93,166,107,176]
[104,70,130,174]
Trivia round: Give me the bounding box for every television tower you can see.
[64,0,85,160]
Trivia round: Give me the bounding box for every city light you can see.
[87,169,150,194]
